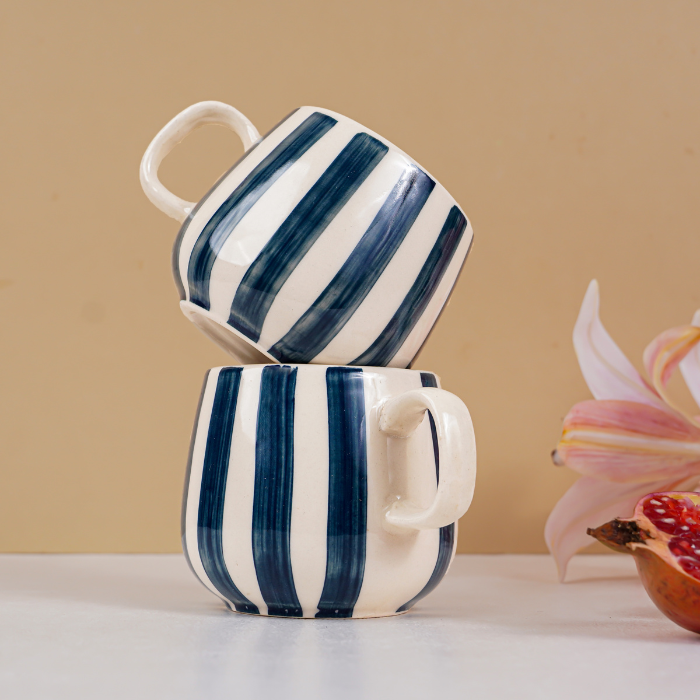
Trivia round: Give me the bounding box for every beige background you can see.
[2,1,700,553]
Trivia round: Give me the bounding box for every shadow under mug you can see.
[141,102,474,367]
[182,364,476,619]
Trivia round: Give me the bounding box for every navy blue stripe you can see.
[316,367,368,618]
[228,133,389,342]
[252,365,302,617]
[186,112,337,310]
[269,166,436,364]
[197,368,259,614]
[350,206,468,367]
[396,372,456,613]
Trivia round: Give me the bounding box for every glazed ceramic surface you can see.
[141,102,474,367]
[182,364,477,618]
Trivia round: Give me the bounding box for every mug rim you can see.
[204,363,441,381]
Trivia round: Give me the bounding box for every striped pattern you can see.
[171,109,302,301]
[351,207,468,367]
[182,365,456,618]
[188,112,337,310]
[173,106,473,368]
[268,166,434,363]
[196,368,259,614]
[229,133,388,343]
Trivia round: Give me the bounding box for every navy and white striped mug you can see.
[182,364,476,618]
[141,102,474,367]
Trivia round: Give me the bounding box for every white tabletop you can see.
[1,553,698,699]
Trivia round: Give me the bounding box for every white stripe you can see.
[177,109,313,301]
[289,367,330,617]
[389,218,473,368]
[353,370,440,616]
[220,366,267,614]
[319,186,454,365]
[207,118,363,320]
[183,368,224,601]
[258,154,407,349]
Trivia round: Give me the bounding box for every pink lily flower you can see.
[545,280,700,581]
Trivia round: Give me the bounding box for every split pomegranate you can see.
[588,492,700,634]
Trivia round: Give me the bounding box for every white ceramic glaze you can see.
[140,101,260,222]
[141,102,474,368]
[182,364,477,618]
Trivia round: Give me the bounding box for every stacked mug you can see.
[141,102,477,618]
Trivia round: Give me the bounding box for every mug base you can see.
[223,601,411,619]
[180,301,278,365]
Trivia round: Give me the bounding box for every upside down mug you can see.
[182,364,477,618]
[141,101,474,367]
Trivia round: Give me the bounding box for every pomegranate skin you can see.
[588,492,700,635]
[634,547,700,634]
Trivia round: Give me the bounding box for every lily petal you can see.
[573,280,667,410]
[642,323,700,423]
[554,400,700,483]
[679,310,700,412]
[545,474,700,581]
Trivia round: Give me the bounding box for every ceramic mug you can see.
[182,364,476,618]
[141,102,474,367]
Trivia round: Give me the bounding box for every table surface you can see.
[1,553,698,699]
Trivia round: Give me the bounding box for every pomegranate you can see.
[588,491,700,634]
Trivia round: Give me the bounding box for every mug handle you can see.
[140,101,261,223]
[379,387,477,534]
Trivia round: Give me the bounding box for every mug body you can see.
[173,106,473,367]
[182,364,458,618]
